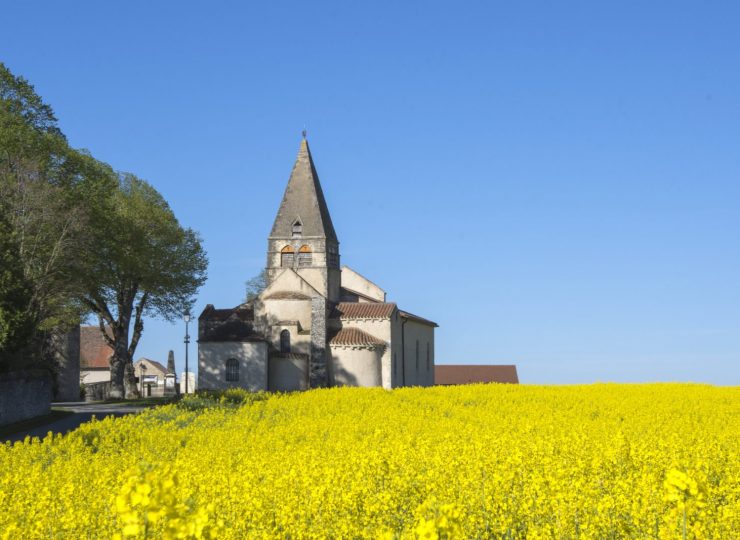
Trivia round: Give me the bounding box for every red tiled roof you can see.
[329,327,386,347]
[435,365,519,385]
[331,302,396,320]
[80,326,113,369]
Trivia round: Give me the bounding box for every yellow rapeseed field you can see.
[1,384,738,539]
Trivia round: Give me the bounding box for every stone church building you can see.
[198,138,437,392]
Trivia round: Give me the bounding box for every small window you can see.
[415,340,419,372]
[292,220,302,238]
[281,245,294,267]
[297,245,312,267]
[226,358,239,382]
[280,329,291,353]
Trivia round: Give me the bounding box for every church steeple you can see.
[269,138,337,243]
[266,138,341,301]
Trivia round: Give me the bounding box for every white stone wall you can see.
[81,369,110,384]
[179,372,196,394]
[329,346,383,387]
[340,266,386,302]
[268,356,309,392]
[398,320,435,387]
[198,341,268,391]
[266,239,341,302]
[330,317,394,389]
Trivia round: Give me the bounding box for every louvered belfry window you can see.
[292,221,302,238]
[297,245,312,267]
[281,245,294,267]
[225,358,239,382]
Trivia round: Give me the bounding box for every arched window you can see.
[280,329,291,353]
[292,220,302,238]
[281,245,294,267]
[297,245,312,267]
[225,358,239,382]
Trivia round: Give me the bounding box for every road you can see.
[2,402,147,444]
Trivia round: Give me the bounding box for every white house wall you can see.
[340,267,386,302]
[268,356,309,392]
[198,342,268,391]
[330,346,383,387]
[396,319,435,387]
[331,317,394,389]
[81,369,110,384]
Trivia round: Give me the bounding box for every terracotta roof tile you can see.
[330,302,396,320]
[80,326,113,369]
[329,327,386,347]
[435,365,519,385]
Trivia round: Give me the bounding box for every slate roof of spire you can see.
[269,138,338,242]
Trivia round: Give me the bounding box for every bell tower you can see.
[266,137,341,302]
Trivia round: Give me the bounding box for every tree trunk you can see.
[124,361,139,399]
[108,340,127,399]
[108,320,130,399]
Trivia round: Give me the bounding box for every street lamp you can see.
[140,363,147,397]
[184,311,191,395]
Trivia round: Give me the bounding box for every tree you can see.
[0,62,113,369]
[244,268,269,303]
[80,175,208,398]
[0,211,34,367]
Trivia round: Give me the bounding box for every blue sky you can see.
[4,2,739,384]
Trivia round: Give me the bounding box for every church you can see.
[198,137,437,391]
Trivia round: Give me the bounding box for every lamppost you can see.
[140,363,147,396]
[184,311,191,395]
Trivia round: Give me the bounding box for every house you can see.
[79,326,113,384]
[435,365,519,385]
[133,358,168,396]
[198,137,438,391]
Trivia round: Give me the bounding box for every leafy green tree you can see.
[0,62,113,367]
[0,212,34,367]
[80,175,208,398]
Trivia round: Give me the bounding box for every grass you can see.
[99,396,179,407]
[0,409,74,439]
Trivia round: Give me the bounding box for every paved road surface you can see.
[3,402,147,444]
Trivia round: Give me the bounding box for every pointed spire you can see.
[269,138,338,242]
[166,350,175,375]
